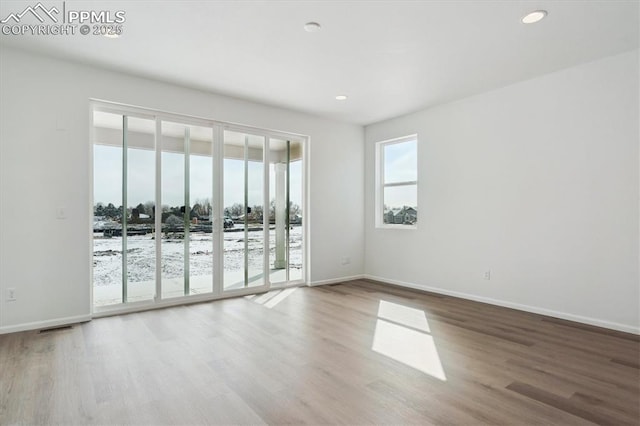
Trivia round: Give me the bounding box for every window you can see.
[376,135,418,228]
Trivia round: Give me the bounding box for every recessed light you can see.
[304,22,321,32]
[521,10,547,24]
[335,95,348,101]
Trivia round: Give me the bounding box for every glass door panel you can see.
[125,116,156,303]
[93,111,123,307]
[188,125,214,295]
[223,130,266,291]
[268,138,304,284]
[160,121,216,298]
[268,138,288,285]
[161,121,186,299]
[288,140,304,282]
[247,137,265,287]
[222,153,245,290]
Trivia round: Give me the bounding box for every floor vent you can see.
[39,325,73,333]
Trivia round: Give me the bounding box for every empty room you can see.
[0,0,638,424]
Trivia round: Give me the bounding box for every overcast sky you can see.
[94,145,302,211]
[383,140,417,210]
[93,140,413,213]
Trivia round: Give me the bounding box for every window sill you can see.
[376,224,418,230]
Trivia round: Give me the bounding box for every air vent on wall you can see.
[39,325,73,333]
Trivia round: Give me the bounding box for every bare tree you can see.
[250,205,264,222]
[227,203,243,218]
[194,198,212,216]
[289,202,301,216]
[166,214,182,229]
[95,202,105,216]
[144,201,155,217]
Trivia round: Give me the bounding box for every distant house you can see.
[384,210,396,224]
[384,206,417,225]
[393,209,404,224]
[131,209,152,223]
[387,209,401,224]
[160,206,200,223]
[402,207,417,224]
[199,215,212,223]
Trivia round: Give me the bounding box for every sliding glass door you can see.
[92,103,306,311]
[268,138,304,284]
[223,130,266,291]
[161,121,215,299]
[92,111,156,306]
[124,116,157,303]
[93,111,124,306]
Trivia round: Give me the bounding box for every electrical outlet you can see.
[7,288,16,301]
[56,207,67,219]
[483,270,491,280]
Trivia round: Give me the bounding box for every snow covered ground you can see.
[93,226,302,306]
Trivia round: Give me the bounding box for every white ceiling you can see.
[1,1,638,125]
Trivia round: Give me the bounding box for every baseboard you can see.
[363,274,640,335]
[0,314,92,335]
[5,276,633,335]
[309,274,365,287]
[0,278,363,332]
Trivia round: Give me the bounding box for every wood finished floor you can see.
[1,280,638,425]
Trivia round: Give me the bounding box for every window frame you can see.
[375,134,418,229]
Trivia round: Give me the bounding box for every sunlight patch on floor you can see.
[378,300,431,332]
[247,287,298,309]
[372,300,446,380]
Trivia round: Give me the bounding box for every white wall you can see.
[365,50,639,333]
[0,47,364,332]
[2,46,637,335]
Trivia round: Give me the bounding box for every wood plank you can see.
[506,381,633,425]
